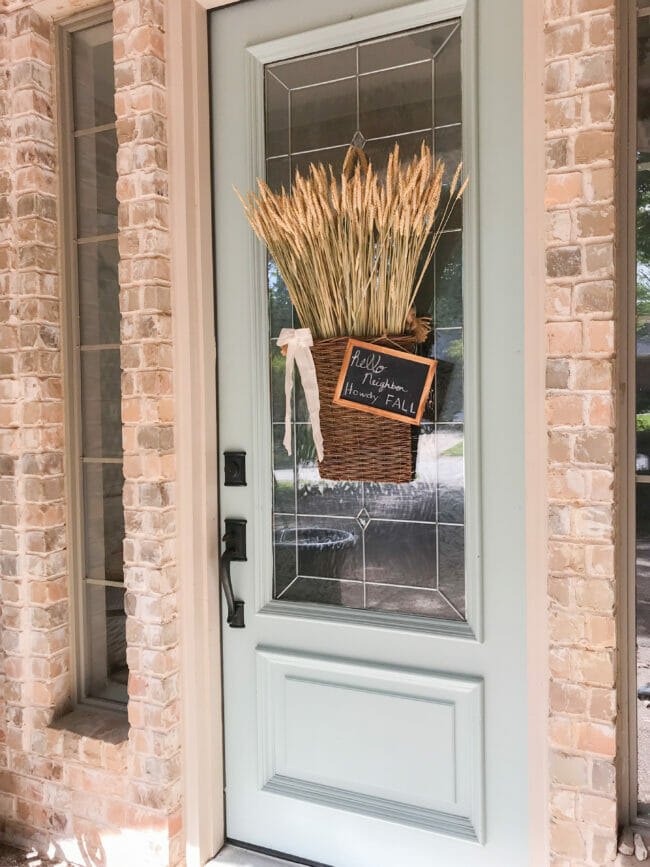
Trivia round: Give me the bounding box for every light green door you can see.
[210,1,528,864]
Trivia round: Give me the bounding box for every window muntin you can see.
[62,16,127,705]
[265,21,465,620]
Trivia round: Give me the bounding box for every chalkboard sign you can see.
[332,339,437,425]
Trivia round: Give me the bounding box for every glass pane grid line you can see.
[84,578,125,588]
[80,343,120,351]
[265,122,461,162]
[76,232,119,245]
[284,574,447,592]
[275,511,463,528]
[270,56,437,94]
[73,121,116,137]
[266,18,460,78]
[276,573,465,620]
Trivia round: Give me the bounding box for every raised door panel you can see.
[257,647,484,841]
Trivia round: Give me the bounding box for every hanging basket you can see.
[311,335,419,484]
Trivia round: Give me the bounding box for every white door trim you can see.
[522,0,550,863]
[167,1,549,864]
[166,2,225,866]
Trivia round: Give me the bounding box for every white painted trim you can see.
[522,0,549,862]
[244,0,483,642]
[56,14,84,711]
[165,2,225,864]
[246,0,469,64]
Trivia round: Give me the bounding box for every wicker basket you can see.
[311,335,418,484]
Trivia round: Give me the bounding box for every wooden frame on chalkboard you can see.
[332,338,437,425]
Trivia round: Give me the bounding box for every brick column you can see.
[544,1,618,864]
[113,0,182,861]
[0,3,70,833]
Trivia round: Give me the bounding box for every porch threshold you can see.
[210,843,329,867]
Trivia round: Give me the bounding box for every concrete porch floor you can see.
[0,842,298,867]
[0,844,69,866]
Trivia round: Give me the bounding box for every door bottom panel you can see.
[257,647,484,842]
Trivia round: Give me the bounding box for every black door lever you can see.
[220,519,246,628]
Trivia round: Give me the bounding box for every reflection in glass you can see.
[636,484,650,813]
[75,130,119,238]
[271,47,356,90]
[72,22,115,129]
[71,15,126,704]
[291,78,356,153]
[638,18,650,475]
[363,131,434,172]
[86,584,127,701]
[265,21,466,620]
[81,349,123,458]
[434,26,461,127]
[78,241,120,345]
[435,232,463,328]
[297,517,363,581]
[435,330,464,423]
[266,157,290,197]
[366,585,462,619]
[273,424,295,514]
[265,71,290,157]
[358,23,456,73]
[359,62,432,139]
[364,520,437,588]
[438,522,465,617]
[83,463,125,583]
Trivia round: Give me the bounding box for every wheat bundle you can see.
[236,141,467,340]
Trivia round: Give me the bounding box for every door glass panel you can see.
[265,22,465,620]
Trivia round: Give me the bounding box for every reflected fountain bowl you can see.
[275,526,355,551]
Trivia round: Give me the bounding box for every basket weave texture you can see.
[311,335,417,484]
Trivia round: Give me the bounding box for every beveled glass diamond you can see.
[356,508,371,530]
[351,130,367,149]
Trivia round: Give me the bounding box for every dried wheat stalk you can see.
[236,142,468,340]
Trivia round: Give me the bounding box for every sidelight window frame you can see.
[56,5,128,710]
[620,0,650,830]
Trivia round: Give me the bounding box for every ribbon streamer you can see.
[277,328,324,463]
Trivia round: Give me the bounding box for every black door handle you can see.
[220,519,246,628]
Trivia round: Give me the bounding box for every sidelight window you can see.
[58,11,127,705]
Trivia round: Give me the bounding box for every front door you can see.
[209,1,528,865]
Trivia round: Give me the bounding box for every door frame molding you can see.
[167,0,548,864]
[166,2,225,865]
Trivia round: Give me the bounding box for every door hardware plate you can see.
[224,451,247,486]
[224,518,247,561]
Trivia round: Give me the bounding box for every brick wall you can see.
[0,1,183,865]
[544,0,619,864]
[0,0,634,863]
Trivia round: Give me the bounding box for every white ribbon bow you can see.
[277,327,324,463]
